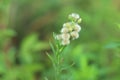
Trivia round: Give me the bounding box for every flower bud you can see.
[77,18,82,23]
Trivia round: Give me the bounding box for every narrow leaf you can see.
[49,42,56,54]
[46,52,53,62]
[46,52,56,69]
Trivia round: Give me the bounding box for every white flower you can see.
[73,24,81,32]
[55,13,82,46]
[71,13,80,19]
[70,31,79,39]
[61,39,70,45]
[69,13,80,21]
[63,22,73,32]
[63,22,72,28]
[61,27,69,33]
[61,33,70,40]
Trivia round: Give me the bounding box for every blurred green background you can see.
[0,0,120,80]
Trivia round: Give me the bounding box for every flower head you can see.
[70,31,79,40]
[55,13,82,45]
[61,39,70,45]
[63,22,73,32]
[73,24,81,32]
[61,27,69,33]
[68,13,80,21]
[61,33,70,40]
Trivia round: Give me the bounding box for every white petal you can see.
[61,27,69,33]
[61,33,70,40]
[61,39,70,45]
[70,31,79,39]
[63,22,72,28]
[69,13,80,20]
[71,13,80,19]
[74,24,81,32]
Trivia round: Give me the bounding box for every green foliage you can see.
[0,32,49,80]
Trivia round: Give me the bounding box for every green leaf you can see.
[46,52,54,63]
[46,52,56,69]
[49,42,56,54]
[19,34,38,63]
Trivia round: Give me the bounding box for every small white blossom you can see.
[61,27,69,33]
[69,13,80,21]
[74,24,81,32]
[63,22,72,28]
[61,33,70,40]
[70,31,79,39]
[61,39,70,45]
[63,22,73,31]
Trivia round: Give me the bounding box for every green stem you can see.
[54,45,65,80]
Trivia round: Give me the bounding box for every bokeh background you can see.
[0,0,120,80]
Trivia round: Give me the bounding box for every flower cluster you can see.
[56,13,82,45]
